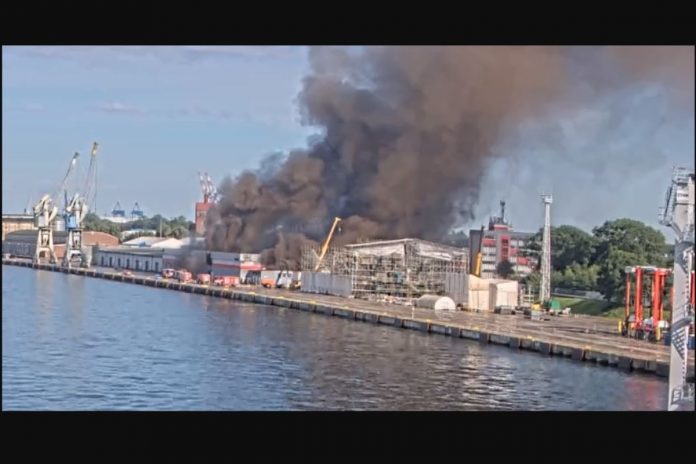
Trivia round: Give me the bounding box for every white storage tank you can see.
[416,295,456,311]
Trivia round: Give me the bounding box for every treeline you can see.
[82,213,195,241]
[520,219,672,304]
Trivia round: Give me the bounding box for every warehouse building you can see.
[300,238,468,300]
[2,230,119,263]
[208,251,263,280]
[2,213,35,241]
[93,246,165,273]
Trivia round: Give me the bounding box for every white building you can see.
[445,273,519,311]
[94,246,165,274]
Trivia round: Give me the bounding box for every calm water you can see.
[2,265,668,410]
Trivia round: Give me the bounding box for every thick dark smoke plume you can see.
[206,46,693,269]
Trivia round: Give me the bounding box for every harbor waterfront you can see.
[1,263,677,410]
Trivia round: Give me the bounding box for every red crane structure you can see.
[195,172,218,235]
[624,265,672,341]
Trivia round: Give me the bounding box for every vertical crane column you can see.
[540,195,553,304]
[634,266,643,326]
[625,270,632,321]
[651,270,660,324]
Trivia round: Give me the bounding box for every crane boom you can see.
[314,217,342,272]
[82,142,99,212]
[54,152,80,202]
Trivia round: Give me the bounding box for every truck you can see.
[197,273,211,285]
[260,269,301,289]
[213,275,239,287]
[162,268,176,279]
[176,269,192,283]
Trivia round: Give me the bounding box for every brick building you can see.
[469,201,537,279]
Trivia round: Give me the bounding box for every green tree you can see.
[553,263,599,291]
[593,219,669,303]
[521,271,541,293]
[496,259,514,279]
[551,225,597,270]
[592,218,668,264]
[522,225,596,272]
[596,247,644,303]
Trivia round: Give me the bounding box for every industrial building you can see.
[2,213,35,241]
[469,201,537,278]
[2,230,119,263]
[300,238,469,300]
[208,251,263,280]
[93,246,165,273]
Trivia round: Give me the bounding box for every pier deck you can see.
[4,258,694,379]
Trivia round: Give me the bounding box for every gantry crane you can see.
[623,265,671,341]
[314,217,342,272]
[62,142,99,268]
[659,167,695,411]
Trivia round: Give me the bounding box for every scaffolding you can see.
[301,238,469,301]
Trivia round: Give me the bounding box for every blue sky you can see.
[3,46,694,234]
[2,46,316,219]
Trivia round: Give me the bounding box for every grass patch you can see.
[551,296,623,318]
[551,295,672,320]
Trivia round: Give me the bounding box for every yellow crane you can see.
[474,225,484,277]
[314,217,342,272]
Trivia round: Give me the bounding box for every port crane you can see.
[31,151,81,264]
[32,194,60,264]
[659,167,695,411]
[62,142,99,268]
[314,217,342,272]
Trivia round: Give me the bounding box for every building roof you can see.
[2,214,34,220]
[345,238,467,260]
[178,236,206,246]
[96,246,166,257]
[471,228,535,239]
[3,229,119,246]
[122,236,167,247]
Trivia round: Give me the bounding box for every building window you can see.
[126,258,130,269]
[155,262,159,272]
[145,261,149,271]
[109,257,113,266]
[101,256,105,266]
[135,259,140,270]
[118,258,121,267]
